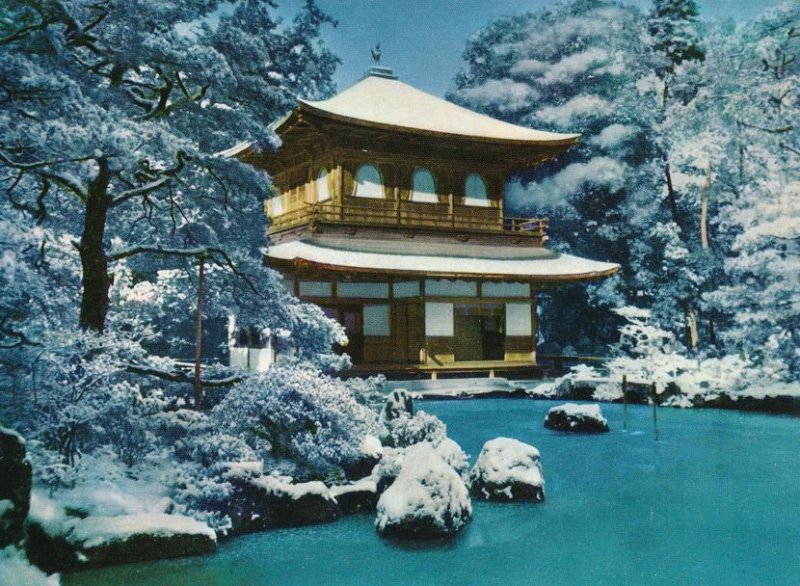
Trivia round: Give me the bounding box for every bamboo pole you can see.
[194,254,205,410]
[622,375,628,431]
[651,382,659,442]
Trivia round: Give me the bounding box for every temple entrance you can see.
[453,304,505,361]
[322,305,364,363]
[393,300,424,363]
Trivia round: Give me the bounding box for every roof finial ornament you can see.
[371,43,381,66]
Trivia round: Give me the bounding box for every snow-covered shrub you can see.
[347,375,387,410]
[167,464,237,533]
[213,366,379,475]
[382,411,447,449]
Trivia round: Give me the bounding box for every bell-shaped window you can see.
[354,164,384,199]
[411,168,438,203]
[464,173,490,207]
[317,168,331,202]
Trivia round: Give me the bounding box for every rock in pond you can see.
[26,505,216,573]
[544,403,609,433]
[0,425,32,548]
[470,438,545,502]
[225,471,340,535]
[373,437,470,493]
[329,478,378,514]
[375,443,471,538]
[380,389,414,423]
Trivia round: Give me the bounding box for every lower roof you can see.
[266,238,620,282]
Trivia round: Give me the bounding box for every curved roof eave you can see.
[266,240,620,283]
[296,101,581,148]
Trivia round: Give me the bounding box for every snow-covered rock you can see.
[373,437,470,492]
[329,478,378,514]
[0,426,32,548]
[434,437,470,483]
[470,438,545,502]
[380,389,414,422]
[26,497,216,573]
[224,472,340,534]
[544,403,610,433]
[550,366,609,400]
[375,443,471,538]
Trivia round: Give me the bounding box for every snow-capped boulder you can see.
[375,443,471,538]
[0,426,32,548]
[380,389,414,423]
[470,438,545,502]
[544,403,609,433]
[25,501,216,573]
[373,437,470,492]
[329,478,378,514]
[225,472,340,534]
[434,437,470,483]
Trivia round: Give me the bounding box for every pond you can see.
[65,400,800,585]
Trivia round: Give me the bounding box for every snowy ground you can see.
[0,546,59,586]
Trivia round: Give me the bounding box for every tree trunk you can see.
[78,157,111,333]
[685,305,699,349]
[700,162,711,250]
[664,159,679,221]
[194,255,205,410]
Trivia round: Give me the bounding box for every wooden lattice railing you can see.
[267,201,548,238]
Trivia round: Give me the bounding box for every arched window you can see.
[411,168,438,203]
[354,164,384,199]
[316,168,331,202]
[464,173,490,207]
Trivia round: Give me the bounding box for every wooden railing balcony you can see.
[266,200,548,239]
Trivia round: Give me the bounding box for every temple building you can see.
[230,65,619,376]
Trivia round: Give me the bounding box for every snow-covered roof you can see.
[267,238,619,282]
[297,69,580,146]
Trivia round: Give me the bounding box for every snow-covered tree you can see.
[0,0,353,486]
[449,0,659,351]
[701,2,800,380]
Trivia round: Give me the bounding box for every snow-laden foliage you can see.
[213,366,379,476]
[452,0,799,383]
[450,0,659,352]
[381,411,447,449]
[0,0,380,537]
[0,0,345,399]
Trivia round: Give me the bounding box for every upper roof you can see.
[296,67,580,147]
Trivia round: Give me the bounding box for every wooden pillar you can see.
[305,164,313,204]
[394,166,401,224]
[337,163,345,220]
[531,285,538,365]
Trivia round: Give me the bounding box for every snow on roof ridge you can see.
[299,75,580,145]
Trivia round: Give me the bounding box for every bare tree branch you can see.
[125,363,243,388]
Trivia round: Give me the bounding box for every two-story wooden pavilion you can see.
[231,65,619,376]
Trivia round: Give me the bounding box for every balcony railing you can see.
[267,200,548,238]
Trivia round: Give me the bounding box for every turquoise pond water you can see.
[65,400,800,586]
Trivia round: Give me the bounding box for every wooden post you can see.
[622,375,628,431]
[651,382,659,442]
[194,254,205,410]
